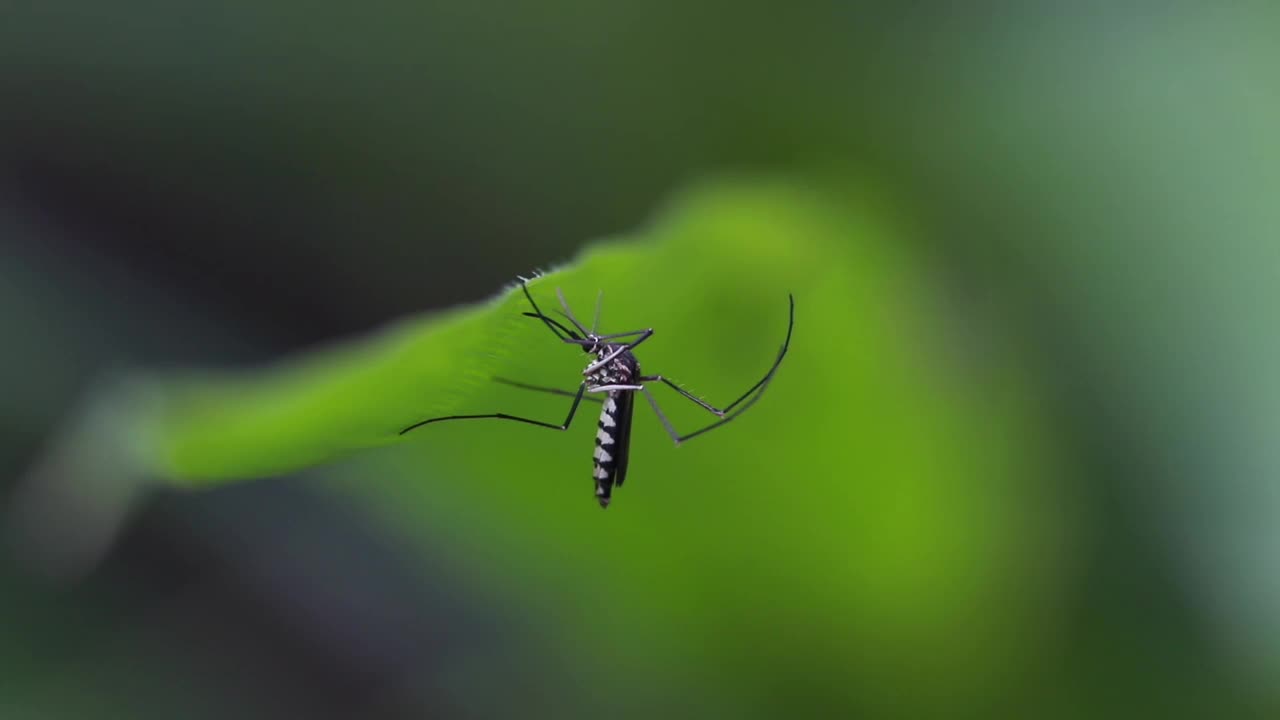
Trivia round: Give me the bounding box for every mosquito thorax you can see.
[586,344,639,387]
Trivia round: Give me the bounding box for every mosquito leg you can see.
[642,357,784,446]
[494,376,603,403]
[640,293,795,445]
[638,375,725,417]
[641,387,683,445]
[665,360,782,443]
[399,382,588,435]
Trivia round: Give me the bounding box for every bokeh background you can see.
[3,4,1279,719]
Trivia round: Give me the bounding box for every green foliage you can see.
[39,177,1069,714]
[138,176,873,483]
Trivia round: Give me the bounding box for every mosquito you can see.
[399,281,795,508]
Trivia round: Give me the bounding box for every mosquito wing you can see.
[612,390,635,489]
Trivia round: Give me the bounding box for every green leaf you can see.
[127,176,858,485]
[20,175,1071,713]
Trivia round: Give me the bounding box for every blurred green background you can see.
[3,4,1279,719]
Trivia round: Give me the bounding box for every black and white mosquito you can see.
[400,281,795,508]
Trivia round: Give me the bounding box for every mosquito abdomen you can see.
[592,393,623,508]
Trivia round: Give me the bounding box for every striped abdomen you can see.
[592,391,634,508]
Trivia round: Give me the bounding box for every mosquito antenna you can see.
[521,312,580,340]
[519,282,581,340]
[555,287,591,337]
[591,289,604,335]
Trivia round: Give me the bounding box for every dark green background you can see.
[3,4,1278,718]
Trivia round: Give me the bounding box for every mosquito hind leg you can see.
[494,377,603,403]
[400,382,589,435]
[638,293,795,445]
[638,375,724,417]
